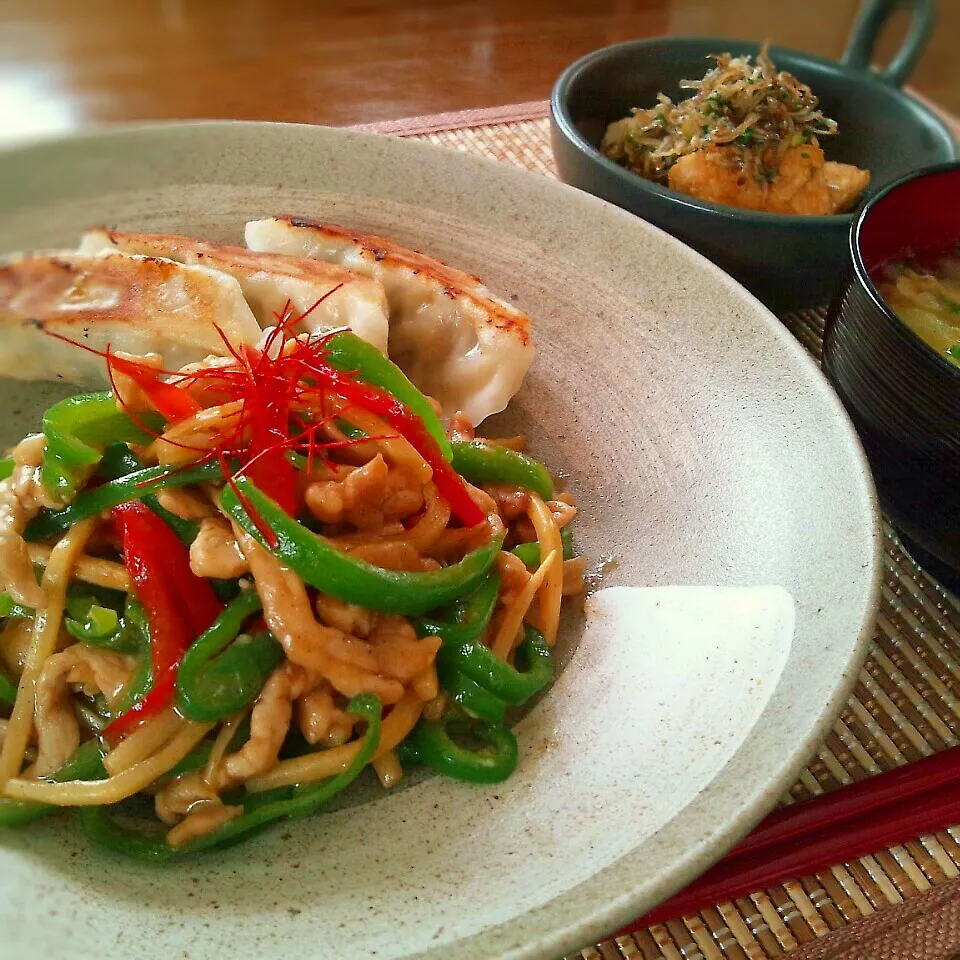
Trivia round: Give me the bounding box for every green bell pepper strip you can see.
[394,736,421,766]
[408,711,518,783]
[510,542,539,569]
[0,739,106,828]
[511,526,576,569]
[0,582,124,628]
[176,590,285,723]
[63,595,144,654]
[442,624,552,706]
[0,671,18,707]
[0,457,14,482]
[158,512,204,551]
[78,693,382,860]
[323,331,452,460]
[414,572,553,708]
[449,440,554,501]
[437,662,507,724]
[0,593,34,621]
[105,599,152,717]
[209,578,243,603]
[414,573,500,647]
[123,595,150,642]
[41,392,165,504]
[141,500,199,548]
[96,443,142,480]
[222,477,504,615]
[78,807,180,862]
[64,599,121,646]
[112,655,152,719]
[25,460,224,542]
[420,573,505,724]
[96,445,201,546]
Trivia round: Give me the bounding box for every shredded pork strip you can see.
[33,646,133,776]
[110,350,164,412]
[0,435,59,607]
[189,517,249,578]
[235,528,405,704]
[222,661,317,784]
[165,803,243,848]
[497,550,532,608]
[297,683,353,746]
[304,453,424,530]
[155,487,217,521]
[369,617,440,682]
[315,595,377,638]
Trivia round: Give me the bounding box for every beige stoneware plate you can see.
[0,121,880,960]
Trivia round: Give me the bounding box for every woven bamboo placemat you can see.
[353,101,960,960]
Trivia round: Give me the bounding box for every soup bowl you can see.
[550,0,957,313]
[822,162,960,583]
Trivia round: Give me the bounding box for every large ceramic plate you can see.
[0,122,880,960]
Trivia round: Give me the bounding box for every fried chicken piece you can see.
[668,144,868,215]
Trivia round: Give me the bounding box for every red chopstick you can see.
[616,744,960,935]
[732,743,960,859]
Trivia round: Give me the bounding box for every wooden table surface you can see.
[1,0,958,141]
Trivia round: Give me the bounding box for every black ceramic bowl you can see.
[550,4,957,312]
[822,162,960,582]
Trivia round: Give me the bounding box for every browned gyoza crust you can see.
[278,216,532,346]
[0,251,262,383]
[80,229,389,349]
[245,216,535,424]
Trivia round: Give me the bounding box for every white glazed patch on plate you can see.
[581,585,794,774]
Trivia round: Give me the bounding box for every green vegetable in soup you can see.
[877,252,960,368]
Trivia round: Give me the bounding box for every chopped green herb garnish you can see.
[941,295,960,315]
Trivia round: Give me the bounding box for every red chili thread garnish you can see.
[43,291,483,533]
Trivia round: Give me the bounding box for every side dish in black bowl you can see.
[551,0,956,312]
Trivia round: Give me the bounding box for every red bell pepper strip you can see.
[295,352,485,528]
[244,432,297,516]
[104,502,223,740]
[242,405,298,518]
[107,355,203,424]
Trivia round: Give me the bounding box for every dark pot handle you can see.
[841,0,936,87]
